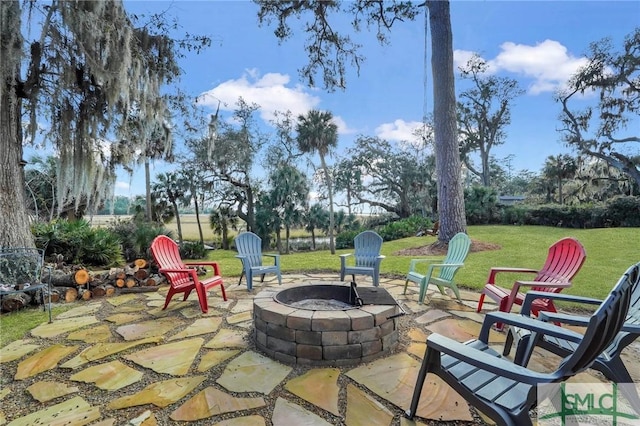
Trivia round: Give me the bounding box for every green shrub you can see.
[604,196,640,227]
[32,219,123,266]
[335,230,361,249]
[335,216,432,247]
[465,185,499,225]
[107,218,170,261]
[403,215,433,234]
[493,197,640,229]
[180,241,207,259]
[500,206,527,225]
[377,218,420,241]
[78,227,124,267]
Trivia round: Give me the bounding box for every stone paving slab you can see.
[1,272,637,425]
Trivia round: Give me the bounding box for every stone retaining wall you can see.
[253,287,399,366]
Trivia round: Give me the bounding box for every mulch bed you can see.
[395,239,501,256]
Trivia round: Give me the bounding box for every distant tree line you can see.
[7,0,638,253]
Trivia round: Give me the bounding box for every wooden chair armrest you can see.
[184,261,221,276]
[427,334,553,384]
[159,267,195,273]
[340,253,353,267]
[507,280,572,311]
[408,258,442,272]
[432,263,463,268]
[486,267,538,284]
[410,258,442,264]
[515,280,572,288]
[521,291,602,316]
[480,311,584,344]
[418,263,463,280]
[263,253,280,266]
[621,323,640,334]
[159,267,199,280]
[538,311,590,327]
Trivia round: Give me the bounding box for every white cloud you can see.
[453,49,477,73]
[455,40,588,95]
[114,181,130,196]
[331,115,356,135]
[492,40,588,94]
[198,70,353,134]
[198,70,319,121]
[375,119,423,142]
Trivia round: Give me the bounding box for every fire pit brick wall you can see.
[253,289,399,366]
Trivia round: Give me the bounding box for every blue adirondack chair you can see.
[502,261,640,414]
[406,262,638,426]
[403,232,471,303]
[234,232,282,291]
[339,230,385,287]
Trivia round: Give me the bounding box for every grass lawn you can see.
[2,225,638,347]
[0,304,77,347]
[210,225,639,301]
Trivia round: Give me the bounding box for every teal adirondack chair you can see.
[234,232,282,291]
[340,230,385,287]
[403,232,472,303]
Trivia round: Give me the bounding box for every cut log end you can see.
[1,292,31,313]
[74,269,90,286]
[64,287,78,303]
[134,258,148,269]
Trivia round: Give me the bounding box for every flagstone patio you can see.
[1,273,639,425]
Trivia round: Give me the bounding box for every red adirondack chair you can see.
[150,235,227,313]
[476,237,586,329]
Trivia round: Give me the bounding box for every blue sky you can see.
[116,0,640,196]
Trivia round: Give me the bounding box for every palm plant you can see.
[304,204,329,250]
[543,154,578,204]
[269,165,309,254]
[152,172,188,243]
[209,205,238,250]
[296,110,338,254]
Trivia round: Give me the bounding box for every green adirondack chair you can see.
[403,232,472,303]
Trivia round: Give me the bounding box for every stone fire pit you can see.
[253,283,400,365]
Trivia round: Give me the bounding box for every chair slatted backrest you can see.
[438,233,472,281]
[150,235,191,289]
[353,231,383,268]
[606,263,640,357]
[235,232,263,267]
[559,263,637,377]
[534,237,586,292]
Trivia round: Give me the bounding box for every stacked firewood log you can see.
[46,258,166,304]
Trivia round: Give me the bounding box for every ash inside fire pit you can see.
[273,284,357,310]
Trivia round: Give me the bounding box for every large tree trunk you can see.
[172,200,183,244]
[0,1,34,249]
[193,189,204,245]
[428,0,467,242]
